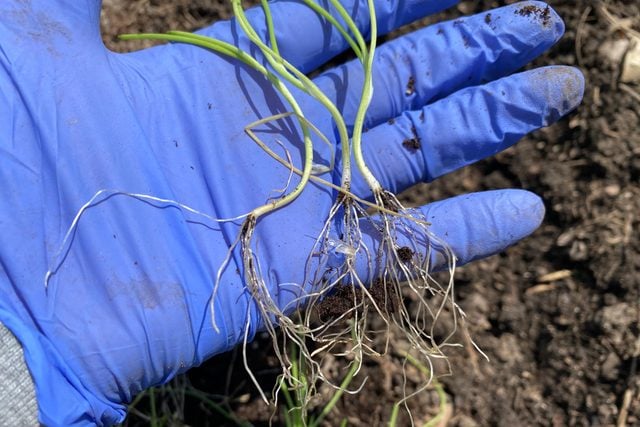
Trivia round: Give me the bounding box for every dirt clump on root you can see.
[316,279,399,321]
[396,246,414,263]
[379,190,401,212]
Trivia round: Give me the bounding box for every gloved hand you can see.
[0,0,583,425]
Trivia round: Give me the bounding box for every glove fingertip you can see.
[529,66,585,126]
[500,189,545,241]
[424,190,545,267]
[515,1,566,39]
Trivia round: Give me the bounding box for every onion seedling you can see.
[116,0,464,418]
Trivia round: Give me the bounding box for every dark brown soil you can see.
[402,138,421,152]
[102,1,640,426]
[315,285,359,321]
[380,190,401,213]
[402,127,422,152]
[406,76,416,96]
[316,279,399,321]
[396,247,414,263]
[515,4,552,27]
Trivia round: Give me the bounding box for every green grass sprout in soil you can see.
[117,0,464,421]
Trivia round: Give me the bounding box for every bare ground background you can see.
[101,0,640,425]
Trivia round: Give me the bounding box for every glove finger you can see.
[195,0,459,73]
[352,189,544,281]
[312,1,565,132]
[347,66,584,200]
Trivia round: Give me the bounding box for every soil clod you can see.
[380,190,401,212]
[396,246,414,263]
[402,138,420,151]
[316,285,355,320]
[369,279,398,314]
[316,279,398,321]
[405,76,415,96]
[402,126,421,152]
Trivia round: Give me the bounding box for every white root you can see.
[230,187,462,417]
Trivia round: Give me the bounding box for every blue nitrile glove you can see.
[0,0,584,425]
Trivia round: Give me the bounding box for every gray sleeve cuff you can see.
[0,322,39,426]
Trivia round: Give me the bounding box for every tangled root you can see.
[225,189,465,420]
